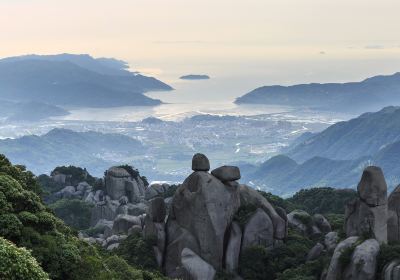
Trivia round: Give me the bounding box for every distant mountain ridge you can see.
[0,54,172,107]
[287,106,400,162]
[0,128,145,175]
[235,72,400,111]
[245,107,400,195]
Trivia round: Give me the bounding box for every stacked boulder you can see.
[90,166,147,226]
[344,166,388,244]
[145,153,288,279]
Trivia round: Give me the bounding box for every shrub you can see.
[49,199,93,230]
[0,237,49,280]
[0,213,23,241]
[287,187,357,215]
[377,243,400,277]
[233,203,258,228]
[116,232,159,271]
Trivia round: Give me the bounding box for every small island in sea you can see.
[179,74,210,80]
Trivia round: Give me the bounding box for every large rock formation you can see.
[345,166,388,244]
[342,239,380,280]
[167,170,241,273]
[388,185,400,242]
[158,154,287,279]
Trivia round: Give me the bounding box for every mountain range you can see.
[245,106,400,195]
[0,54,172,107]
[0,128,145,175]
[235,72,400,112]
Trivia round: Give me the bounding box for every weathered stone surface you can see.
[127,225,142,235]
[192,153,210,172]
[147,197,166,223]
[127,202,147,216]
[125,179,145,203]
[105,167,130,200]
[383,259,400,280]
[287,210,310,235]
[169,171,240,271]
[90,199,119,226]
[345,198,387,244]
[181,248,216,280]
[164,220,201,278]
[342,239,380,280]
[307,243,324,261]
[325,236,359,280]
[324,231,339,251]
[239,184,287,239]
[225,222,242,273]
[313,214,332,233]
[357,166,387,206]
[211,166,241,182]
[242,209,274,250]
[112,214,141,234]
[388,185,400,242]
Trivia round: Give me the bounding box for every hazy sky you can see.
[1,0,400,87]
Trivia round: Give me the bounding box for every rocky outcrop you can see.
[239,184,287,240]
[181,248,216,280]
[342,239,380,280]
[388,185,400,242]
[325,236,360,280]
[324,231,339,251]
[159,154,287,279]
[105,167,145,203]
[242,209,274,250]
[345,166,388,244]
[383,259,400,280]
[287,210,330,238]
[225,222,242,274]
[167,170,240,273]
[324,237,380,280]
[307,242,324,261]
[145,183,171,200]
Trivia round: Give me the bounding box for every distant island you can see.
[235,72,400,112]
[0,53,173,107]
[179,74,210,80]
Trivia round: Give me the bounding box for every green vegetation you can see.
[52,166,96,186]
[287,187,357,214]
[377,242,400,277]
[233,203,258,228]
[238,230,316,280]
[0,154,165,279]
[0,237,49,280]
[259,190,296,212]
[117,164,149,186]
[116,232,160,272]
[49,199,93,230]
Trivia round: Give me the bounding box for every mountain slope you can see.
[235,72,400,111]
[0,54,172,107]
[287,106,400,162]
[0,128,145,175]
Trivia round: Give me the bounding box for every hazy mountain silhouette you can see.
[0,54,172,107]
[235,73,400,112]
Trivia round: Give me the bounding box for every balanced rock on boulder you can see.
[192,153,210,171]
[211,165,241,182]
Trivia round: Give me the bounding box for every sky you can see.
[1,0,400,88]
